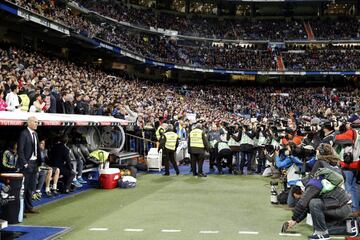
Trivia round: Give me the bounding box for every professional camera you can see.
[291,145,316,160]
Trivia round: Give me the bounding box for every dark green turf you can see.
[24,174,315,240]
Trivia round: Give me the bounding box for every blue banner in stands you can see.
[0,2,17,15]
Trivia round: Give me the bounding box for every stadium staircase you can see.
[304,21,315,40]
[276,55,285,71]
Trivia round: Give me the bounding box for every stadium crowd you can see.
[1,40,360,240]
[4,0,360,71]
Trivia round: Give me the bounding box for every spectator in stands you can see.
[0,89,8,111]
[56,91,68,114]
[29,94,46,112]
[43,87,56,113]
[18,86,30,112]
[6,84,20,112]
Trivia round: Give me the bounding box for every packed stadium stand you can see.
[1,0,360,240]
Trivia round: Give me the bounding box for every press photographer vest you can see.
[228,132,240,147]
[256,132,267,146]
[218,142,231,152]
[240,132,254,146]
[190,129,204,148]
[164,132,178,151]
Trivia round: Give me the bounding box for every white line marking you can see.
[161,229,181,233]
[331,237,345,240]
[124,228,144,232]
[89,228,108,231]
[279,233,302,237]
[199,230,219,234]
[238,231,259,235]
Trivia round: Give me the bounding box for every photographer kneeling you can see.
[285,147,351,240]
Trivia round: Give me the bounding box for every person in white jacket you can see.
[5,84,21,112]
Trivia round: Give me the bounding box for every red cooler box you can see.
[99,168,120,189]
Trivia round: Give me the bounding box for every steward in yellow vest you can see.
[158,124,180,176]
[188,123,209,177]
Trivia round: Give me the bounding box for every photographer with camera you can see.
[226,123,241,173]
[238,123,256,175]
[255,124,268,174]
[275,146,303,171]
[214,140,236,175]
[207,123,223,172]
[320,121,336,146]
[334,117,360,215]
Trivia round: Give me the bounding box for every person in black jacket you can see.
[17,116,40,214]
[286,178,351,240]
[49,136,75,194]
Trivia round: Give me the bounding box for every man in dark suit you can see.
[17,116,40,214]
[49,136,75,194]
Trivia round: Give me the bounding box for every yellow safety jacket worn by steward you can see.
[190,129,205,148]
[164,132,179,151]
[156,126,165,141]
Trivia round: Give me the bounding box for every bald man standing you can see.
[18,117,40,214]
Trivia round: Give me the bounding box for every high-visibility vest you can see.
[164,132,178,151]
[156,126,165,140]
[218,142,230,152]
[257,132,267,146]
[190,129,204,148]
[89,150,110,162]
[19,94,30,112]
[228,132,240,147]
[240,132,254,145]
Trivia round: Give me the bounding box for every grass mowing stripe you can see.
[88,228,108,231]
[161,229,181,233]
[199,230,219,234]
[238,231,259,235]
[124,228,144,232]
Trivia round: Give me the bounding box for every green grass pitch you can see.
[24,174,316,240]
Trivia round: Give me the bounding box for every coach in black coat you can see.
[17,116,41,213]
[49,136,75,193]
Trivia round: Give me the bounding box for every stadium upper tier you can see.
[8,0,360,42]
[3,0,360,72]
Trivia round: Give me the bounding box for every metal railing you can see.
[124,132,157,156]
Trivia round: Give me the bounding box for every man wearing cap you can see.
[159,124,180,176]
[188,123,209,177]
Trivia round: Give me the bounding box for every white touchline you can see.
[199,231,219,234]
[331,237,345,240]
[278,233,302,237]
[161,229,182,233]
[89,228,108,231]
[124,229,144,232]
[238,231,259,235]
